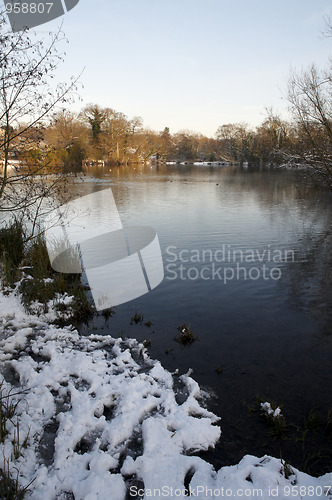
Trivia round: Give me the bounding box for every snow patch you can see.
[0,288,331,499]
[261,401,282,419]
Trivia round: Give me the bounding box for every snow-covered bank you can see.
[0,288,331,499]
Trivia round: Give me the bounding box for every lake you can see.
[71,163,332,475]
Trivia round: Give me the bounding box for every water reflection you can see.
[73,163,332,474]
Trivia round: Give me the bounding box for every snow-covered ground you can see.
[0,287,331,499]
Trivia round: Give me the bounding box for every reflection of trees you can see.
[281,227,332,335]
[216,166,311,216]
[222,169,332,333]
[82,163,330,222]
[220,167,331,221]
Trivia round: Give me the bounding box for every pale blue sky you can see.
[36,0,332,136]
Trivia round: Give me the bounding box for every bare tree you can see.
[216,123,252,162]
[0,13,81,233]
[288,63,332,189]
[287,18,332,190]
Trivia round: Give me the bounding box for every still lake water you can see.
[72,163,332,474]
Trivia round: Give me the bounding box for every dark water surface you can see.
[74,163,332,475]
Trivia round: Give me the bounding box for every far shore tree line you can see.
[2,97,332,177]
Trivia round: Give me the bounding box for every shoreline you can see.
[1,285,331,499]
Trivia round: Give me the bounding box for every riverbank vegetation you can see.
[0,222,94,326]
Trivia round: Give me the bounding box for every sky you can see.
[29,0,332,136]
